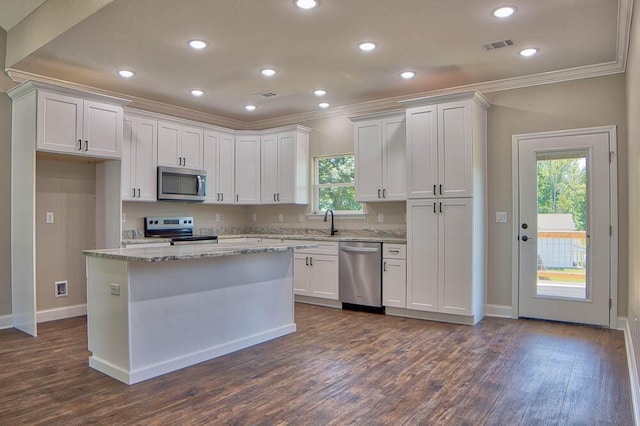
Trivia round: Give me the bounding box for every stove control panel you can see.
[145,216,194,231]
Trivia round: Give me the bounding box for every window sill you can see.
[307,213,367,220]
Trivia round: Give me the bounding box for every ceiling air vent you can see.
[482,38,514,52]
[257,91,277,98]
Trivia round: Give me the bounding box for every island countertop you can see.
[83,241,318,262]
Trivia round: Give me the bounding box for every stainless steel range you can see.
[144,216,218,245]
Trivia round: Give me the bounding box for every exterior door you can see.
[516,129,613,326]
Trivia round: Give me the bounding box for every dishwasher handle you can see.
[340,246,380,253]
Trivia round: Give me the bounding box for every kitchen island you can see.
[83,241,316,384]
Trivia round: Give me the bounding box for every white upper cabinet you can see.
[260,128,310,204]
[353,112,406,202]
[204,130,235,204]
[235,134,261,204]
[122,115,157,201]
[157,121,204,169]
[406,96,487,199]
[37,90,123,159]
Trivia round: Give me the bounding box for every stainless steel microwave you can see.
[157,166,207,202]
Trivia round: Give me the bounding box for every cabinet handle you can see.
[439,202,443,213]
[310,257,313,266]
[389,249,400,253]
[305,256,309,266]
[84,140,88,151]
[137,188,141,198]
[274,193,277,202]
[383,261,387,272]
[382,188,386,198]
[377,189,381,198]
[236,194,239,202]
[433,202,436,213]
[433,184,436,196]
[439,184,442,195]
[277,193,280,202]
[132,188,136,197]
[221,193,224,202]
[78,139,82,151]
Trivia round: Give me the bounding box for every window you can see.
[313,155,363,214]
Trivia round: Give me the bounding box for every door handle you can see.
[383,261,387,272]
[137,188,141,198]
[274,193,277,202]
[439,202,442,213]
[196,176,201,194]
[78,139,82,151]
[309,257,313,266]
[433,202,436,213]
[433,184,436,196]
[340,247,380,253]
[84,140,88,151]
[277,193,280,202]
[521,235,534,242]
[382,188,386,198]
[439,184,442,195]
[378,189,381,198]
[305,256,309,266]
[217,193,220,201]
[132,188,136,197]
[236,194,239,202]
[221,193,224,202]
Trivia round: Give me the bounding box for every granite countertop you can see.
[217,234,407,244]
[85,242,318,262]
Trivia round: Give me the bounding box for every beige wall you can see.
[35,158,96,310]
[0,94,11,315]
[626,0,640,373]
[484,74,628,312]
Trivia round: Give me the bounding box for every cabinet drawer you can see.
[383,244,406,259]
[288,240,339,255]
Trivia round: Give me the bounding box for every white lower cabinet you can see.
[292,241,339,300]
[383,244,407,308]
[407,199,484,321]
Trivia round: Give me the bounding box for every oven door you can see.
[157,166,206,202]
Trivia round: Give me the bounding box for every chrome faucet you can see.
[323,209,338,236]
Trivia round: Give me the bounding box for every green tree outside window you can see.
[315,155,362,213]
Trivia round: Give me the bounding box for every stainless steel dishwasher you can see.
[339,241,383,311]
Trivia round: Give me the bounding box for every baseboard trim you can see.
[619,316,628,331]
[622,317,640,425]
[484,304,513,318]
[0,314,13,330]
[37,304,87,323]
[295,295,342,309]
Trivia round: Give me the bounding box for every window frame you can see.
[311,154,365,216]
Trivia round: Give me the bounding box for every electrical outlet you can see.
[299,213,304,222]
[54,280,68,298]
[215,213,221,221]
[278,214,284,223]
[122,213,127,223]
[46,212,54,224]
[252,213,257,222]
[110,283,120,296]
[377,212,384,223]
[496,212,508,223]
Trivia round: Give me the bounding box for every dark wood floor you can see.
[0,303,633,425]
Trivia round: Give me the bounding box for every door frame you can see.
[511,126,618,327]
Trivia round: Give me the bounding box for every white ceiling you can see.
[6,0,626,123]
[0,0,46,31]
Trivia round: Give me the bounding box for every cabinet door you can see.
[406,200,438,312]
[406,105,438,199]
[133,118,157,201]
[381,115,406,200]
[383,259,407,308]
[235,135,261,204]
[36,91,83,154]
[83,100,122,158]
[203,131,219,203]
[157,121,181,167]
[181,126,204,169]
[293,254,311,295]
[354,120,383,202]
[277,132,297,203]
[217,133,235,204]
[438,198,472,315]
[121,117,135,200]
[310,254,339,300]
[438,101,472,198]
[260,134,279,203]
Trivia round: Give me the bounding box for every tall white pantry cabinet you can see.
[403,92,489,325]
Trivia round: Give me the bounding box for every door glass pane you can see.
[536,153,588,299]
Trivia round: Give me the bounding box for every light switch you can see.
[215,214,221,221]
[496,212,508,223]
[46,212,54,224]
[278,214,284,223]
[252,213,257,222]
[377,213,384,223]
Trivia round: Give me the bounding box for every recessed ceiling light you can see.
[261,68,277,77]
[519,48,539,57]
[400,71,416,79]
[294,0,319,9]
[314,89,327,96]
[492,6,516,18]
[188,40,208,50]
[358,42,377,52]
[118,70,134,78]
[245,105,257,112]
[319,102,330,109]
[190,89,204,97]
